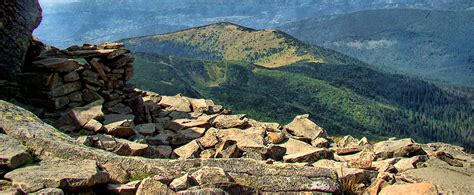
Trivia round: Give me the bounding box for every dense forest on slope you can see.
[280,9,474,87]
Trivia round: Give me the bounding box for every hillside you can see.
[279,9,474,87]
[121,23,474,150]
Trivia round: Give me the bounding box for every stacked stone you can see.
[19,43,134,112]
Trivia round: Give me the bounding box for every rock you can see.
[332,147,362,155]
[0,0,42,81]
[83,119,103,132]
[285,114,326,140]
[169,118,210,131]
[428,151,463,167]
[170,174,191,191]
[279,138,332,163]
[58,99,104,129]
[134,123,156,136]
[179,127,206,140]
[379,183,438,195]
[101,162,130,184]
[63,71,80,82]
[190,166,232,186]
[173,140,201,159]
[146,145,173,159]
[67,91,82,102]
[32,188,64,195]
[52,96,69,109]
[266,131,286,144]
[99,42,124,49]
[200,149,216,159]
[107,103,133,114]
[394,155,428,172]
[336,135,359,148]
[347,151,375,169]
[1,100,342,193]
[106,181,140,195]
[266,145,287,161]
[198,129,220,148]
[210,127,266,152]
[212,114,248,129]
[0,134,31,170]
[176,188,228,195]
[188,98,223,114]
[136,176,174,195]
[374,138,427,159]
[82,134,149,156]
[49,81,82,97]
[4,159,108,193]
[104,114,136,138]
[89,58,109,81]
[215,140,241,158]
[311,137,330,148]
[402,158,474,194]
[283,148,333,163]
[31,58,82,73]
[160,95,192,113]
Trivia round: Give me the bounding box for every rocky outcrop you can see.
[0,100,342,194]
[0,0,42,82]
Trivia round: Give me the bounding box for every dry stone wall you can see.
[18,42,136,114]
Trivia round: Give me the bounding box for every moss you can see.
[129,171,155,182]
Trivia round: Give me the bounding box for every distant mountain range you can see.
[121,23,474,150]
[35,0,474,48]
[279,9,474,87]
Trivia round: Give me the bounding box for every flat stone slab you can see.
[0,134,31,170]
[4,159,108,193]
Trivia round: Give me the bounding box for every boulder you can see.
[136,176,174,195]
[134,123,156,136]
[106,181,140,195]
[4,159,108,193]
[58,99,104,129]
[0,134,31,170]
[311,137,330,148]
[379,183,438,195]
[200,149,216,159]
[374,138,426,159]
[190,166,232,186]
[208,127,266,152]
[179,127,206,140]
[188,98,223,114]
[266,131,286,144]
[169,174,191,191]
[101,162,130,184]
[215,140,241,158]
[393,155,428,172]
[103,114,136,138]
[63,71,80,82]
[212,114,249,129]
[173,140,201,159]
[83,119,103,132]
[279,138,332,163]
[169,118,210,131]
[285,114,326,140]
[160,95,192,113]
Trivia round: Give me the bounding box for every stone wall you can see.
[18,42,135,114]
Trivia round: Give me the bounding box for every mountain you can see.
[35,0,474,47]
[279,9,474,87]
[122,23,474,150]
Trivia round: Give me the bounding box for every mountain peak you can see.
[124,23,326,67]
